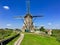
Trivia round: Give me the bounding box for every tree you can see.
[39,26,45,32]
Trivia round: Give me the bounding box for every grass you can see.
[21,33,60,45]
[52,30,60,42]
[0,29,19,41]
[0,31,18,41]
[0,30,13,40]
[6,35,20,45]
[0,29,20,45]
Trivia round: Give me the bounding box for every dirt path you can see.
[14,33,24,45]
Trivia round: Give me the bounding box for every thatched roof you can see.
[24,14,33,18]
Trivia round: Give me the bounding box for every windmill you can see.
[14,0,43,32]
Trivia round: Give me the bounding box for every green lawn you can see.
[21,33,60,45]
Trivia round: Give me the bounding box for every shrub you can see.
[39,26,45,32]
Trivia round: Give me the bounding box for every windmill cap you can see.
[24,13,33,18]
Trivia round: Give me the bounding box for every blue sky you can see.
[0,0,60,29]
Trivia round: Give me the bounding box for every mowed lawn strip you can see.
[21,33,60,45]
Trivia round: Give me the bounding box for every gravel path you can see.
[14,33,24,45]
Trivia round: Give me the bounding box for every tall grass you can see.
[52,29,60,42]
[0,29,14,40]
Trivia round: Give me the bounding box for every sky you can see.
[0,0,60,29]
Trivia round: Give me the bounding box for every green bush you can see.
[39,26,45,32]
[52,29,60,42]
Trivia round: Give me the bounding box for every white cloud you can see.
[33,23,35,26]
[48,23,52,26]
[7,24,11,27]
[40,25,44,26]
[3,6,10,10]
